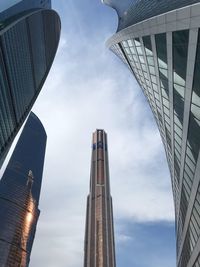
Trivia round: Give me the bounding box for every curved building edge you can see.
[103,0,200,32]
[104,1,200,267]
[0,8,61,168]
[29,111,47,139]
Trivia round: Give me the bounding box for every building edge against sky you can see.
[84,130,116,267]
[0,112,47,266]
[103,1,200,267]
[0,0,61,167]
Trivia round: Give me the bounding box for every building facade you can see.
[0,0,60,167]
[84,130,116,267]
[0,112,47,266]
[102,1,200,267]
[0,0,51,21]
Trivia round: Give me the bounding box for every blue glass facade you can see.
[0,112,47,266]
[0,1,60,167]
[0,1,22,13]
[0,0,51,21]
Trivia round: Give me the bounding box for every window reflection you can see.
[0,170,38,266]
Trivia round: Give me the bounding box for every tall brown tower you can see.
[84,130,116,267]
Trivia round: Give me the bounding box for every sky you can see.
[2,0,176,266]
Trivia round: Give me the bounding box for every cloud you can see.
[117,233,132,243]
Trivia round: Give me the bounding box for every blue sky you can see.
[116,221,175,267]
[13,0,176,266]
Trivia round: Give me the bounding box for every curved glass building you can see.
[103,1,200,267]
[0,112,47,266]
[0,0,61,167]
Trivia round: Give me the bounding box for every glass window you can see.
[191,104,200,121]
[135,62,140,69]
[127,39,133,47]
[149,65,156,75]
[174,115,182,129]
[139,55,145,64]
[186,147,196,165]
[143,72,148,79]
[151,75,157,84]
[185,155,196,173]
[147,56,154,66]
[159,68,168,78]
[175,132,182,146]
[164,106,170,116]
[122,41,128,47]
[155,33,167,64]
[136,46,143,55]
[174,123,182,136]
[163,98,169,108]
[134,38,140,46]
[141,64,146,71]
[145,79,150,86]
[185,163,194,179]
[174,75,185,88]
[125,47,130,54]
[173,30,189,81]
[132,54,138,62]
[143,36,152,51]
[152,83,158,92]
[161,88,168,99]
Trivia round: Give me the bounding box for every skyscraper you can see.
[0,112,47,266]
[0,0,60,167]
[102,1,200,267]
[84,130,116,267]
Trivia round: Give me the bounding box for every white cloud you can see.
[117,234,132,243]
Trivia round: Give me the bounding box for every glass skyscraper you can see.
[0,112,47,266]
[102,1,200,267]
[84,130,116,267]
[0,0,60,167]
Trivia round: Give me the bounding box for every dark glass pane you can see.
[143,35,152,50]
[173,30,189,81]
[155,33,167,63]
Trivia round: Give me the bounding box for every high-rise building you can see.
[0,0,60,167]
[0,112,47,266]
[102,1,200,267]
[84,130,116,267]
